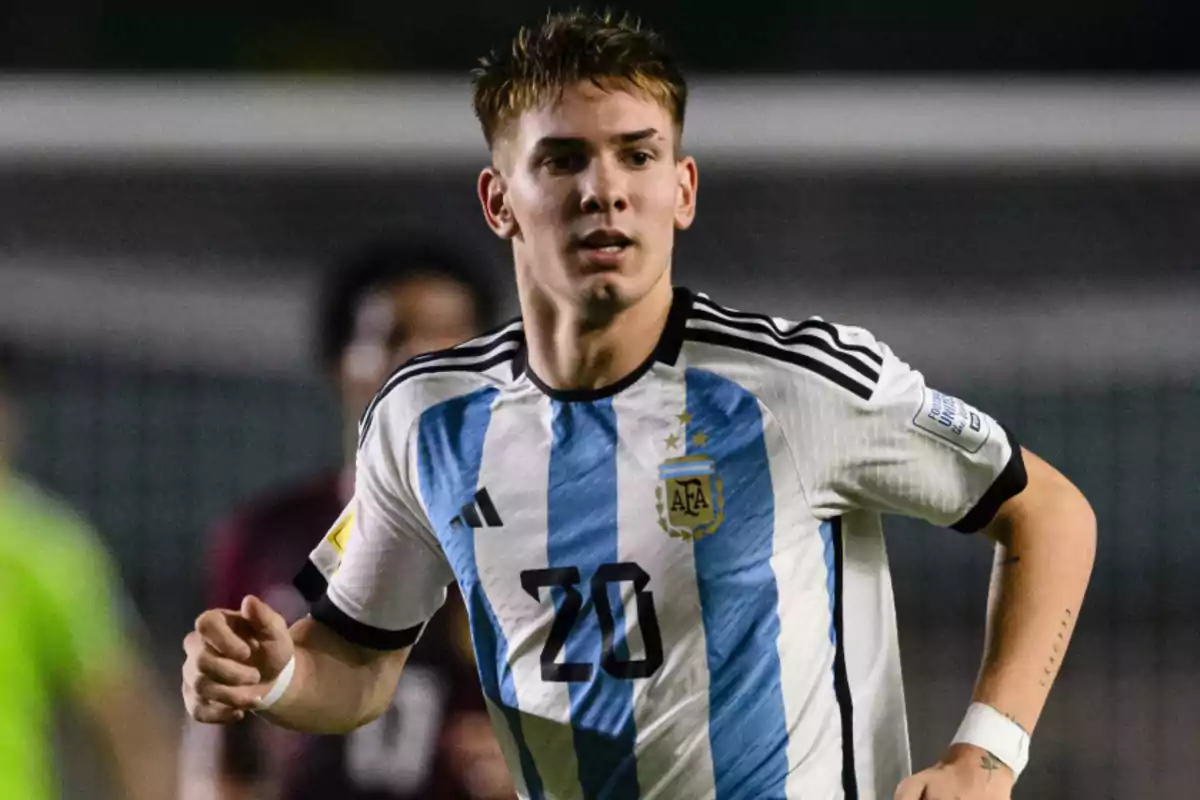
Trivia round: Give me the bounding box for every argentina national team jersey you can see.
[297,287,1027,800]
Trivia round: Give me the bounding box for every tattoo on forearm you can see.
[1042,608,1075,688]
[981,751,1002,782]
[1000,709,1029,735]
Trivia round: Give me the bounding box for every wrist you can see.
[950,701,1031,781]
[943,742,1015,783]
[253,655,296,711]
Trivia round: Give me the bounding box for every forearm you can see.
[972,453,1096,734]
[255,616,407,734]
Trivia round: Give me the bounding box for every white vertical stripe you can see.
[474,387,582,800]
[612,366,717,799]
[483,697,530,799]
[760,418,847,799]
[839,510,913,799]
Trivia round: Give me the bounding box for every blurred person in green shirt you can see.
[0,342,178,800]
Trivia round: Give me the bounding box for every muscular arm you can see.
[972,447,1096,734]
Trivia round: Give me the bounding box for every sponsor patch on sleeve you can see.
[912,387,993,453]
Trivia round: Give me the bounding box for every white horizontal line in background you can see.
[0,76,1198,167]
[0,259,316,376]
[1,259,1196,382]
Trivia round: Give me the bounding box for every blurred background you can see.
[1,2,1197,798]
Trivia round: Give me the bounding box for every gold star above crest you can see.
[665,433,680,449]
[677,410,693,425]
[691,432,708,447]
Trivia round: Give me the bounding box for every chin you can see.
[575,272,655,326]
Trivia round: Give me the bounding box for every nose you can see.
[579,155,629,214]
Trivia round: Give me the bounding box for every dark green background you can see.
[2,1,1197,73]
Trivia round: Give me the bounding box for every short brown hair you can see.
[471,9,687,153]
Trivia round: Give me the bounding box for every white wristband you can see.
[254,655,296,711]
[951,702,1031,780]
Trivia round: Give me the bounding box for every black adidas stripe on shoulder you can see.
[357,323,523,448]
[788,318,883,367]
[373,317,524,395]
[689,305,879,384]
[357,321,521,429]
[686,326,874,401]
[692,294,883,371]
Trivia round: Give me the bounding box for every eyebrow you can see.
[533,128,663,150]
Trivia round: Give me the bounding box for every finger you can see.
[183,681,246,724]
[240,595,286,639]
[182,630,205,658]
[195,649,262,686]
[191,700,246,724]
[194,609,253,661]
[182,634,214,685]
[893,776,928,800]
[191,674,263,711]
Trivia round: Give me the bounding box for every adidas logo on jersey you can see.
[450,488,504,529]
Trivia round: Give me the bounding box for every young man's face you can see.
[481,81,697,320]
[339,276,480,424]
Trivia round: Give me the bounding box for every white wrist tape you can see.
[254,655,296,711]
[951,702,1031,780]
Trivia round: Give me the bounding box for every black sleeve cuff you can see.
[951,425,1029,534]
[310,594,425,651]
[293,561,424,650]
[292,561,329,603]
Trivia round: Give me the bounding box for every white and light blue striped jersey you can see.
[298,287,1027,800]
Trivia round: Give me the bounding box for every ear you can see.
[478,166,519,239]
[673,155,698,230]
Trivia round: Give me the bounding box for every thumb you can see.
[240,595,287,640]
[240,595,294,679]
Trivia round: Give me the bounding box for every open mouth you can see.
[577,230,634,253]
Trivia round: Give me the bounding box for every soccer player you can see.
[0,343,178,800]
[181,11,1097,800]
[179,241,516,799]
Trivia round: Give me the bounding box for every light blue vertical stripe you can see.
[819,520,837,645]
[546,400,641,800]
[685,368,789,799]
[416,387,544,799]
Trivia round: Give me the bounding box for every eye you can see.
[626,150,653,167]
[542,152,586,173]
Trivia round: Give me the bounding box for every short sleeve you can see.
[800,329,1027,532]
[294,400,453,650]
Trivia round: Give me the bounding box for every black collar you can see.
[512,286,693,402]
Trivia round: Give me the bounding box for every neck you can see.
[519,272,674,393]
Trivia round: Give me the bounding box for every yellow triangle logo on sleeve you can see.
[325,510,355,555]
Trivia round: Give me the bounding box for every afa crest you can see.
[656,410,724,541]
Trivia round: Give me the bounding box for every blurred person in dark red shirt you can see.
[180,241,515,800]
